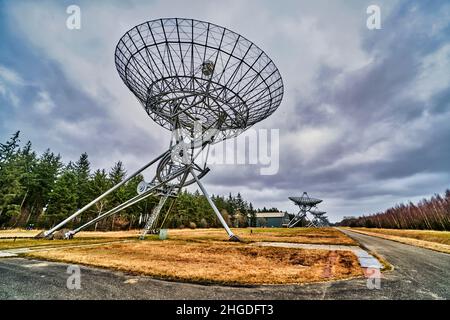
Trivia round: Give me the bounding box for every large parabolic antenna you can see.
[40,18,284,241]
[288,194,323,208]
[115,18,283,141]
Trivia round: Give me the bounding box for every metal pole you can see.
[43,150,168,237]
[288,211,305,228]
[189,168,240,241]
[69,189,154,236]
[67,166,189,237]
[288,217,302,228]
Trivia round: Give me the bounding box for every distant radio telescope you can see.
[288,192,329,228]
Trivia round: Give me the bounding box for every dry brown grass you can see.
[0,227,356,252]
[0,229,140,239]
[0,238,126,250]
[27,239,362,285]
[0,229,136,250]
[349,228,450,254]
[166,227,357,245]
[0,229,42,238]
[352,228,450,244]
[76,230,141,238]
[0,227,355,244]
[4,227,361,284]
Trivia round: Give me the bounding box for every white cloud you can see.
[0,65,23,107]
[413,43,450,102]
[283,125,344,164]
[33,91,55,114]
[0,65,24,85]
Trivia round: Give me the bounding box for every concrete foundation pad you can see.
[0,252,18,257]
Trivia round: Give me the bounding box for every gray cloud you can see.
[1,0,449,221]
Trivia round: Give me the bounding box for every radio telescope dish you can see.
[289,193,323,207]
[307,207,329,228]
[308,209,326,215]
[288,192,327,228]
[114,18,284,142]
[41,18,284,242]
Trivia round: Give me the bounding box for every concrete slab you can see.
[358,257,383,269]
[0,252,17,257]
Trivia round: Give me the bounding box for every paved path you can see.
[0,229,448,299]
[338,228,450,299]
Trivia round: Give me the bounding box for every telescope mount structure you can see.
[307,208,329,228]
[39,18,284,241]
[288,192,329,228]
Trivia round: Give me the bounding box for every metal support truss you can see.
[39,143,240,242]
[307,214,328,228]
[190,167,240,241]
[139,170,188,239]
[40,151,168,238]
[139,189,172,239]
[64,163,189,239]
[38,18,286,243]
[288,192,328,228]
[306,219,319,228]
[287,211,306,228]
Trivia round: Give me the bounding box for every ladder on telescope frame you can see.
[139,184,177,239]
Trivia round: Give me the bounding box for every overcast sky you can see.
[1,0,449,222]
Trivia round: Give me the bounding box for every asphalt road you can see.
[0,229,448,300]
[339,228,450,299]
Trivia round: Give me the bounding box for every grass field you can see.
[163,227,357,245]
[0,227,363,285]
[0,238,130,250]
[26,239,362,285]
[0,229,136,250]
[0,227,357,246]
[0,229,41,238]
[349,228,450,254]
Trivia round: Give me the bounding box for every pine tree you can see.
[45,164,78,228]
[89,169,110,230]
[108,161,127,205]
[123,173,155,229]
[14,141,37,226]
[248,203,256,227]
[31,149,62,216]
[236,192,244,211]
[74,153,91,210]
[0,131,261,230]
[108,161,127,230]
[0,131,23,225]
[0,131,20,164]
